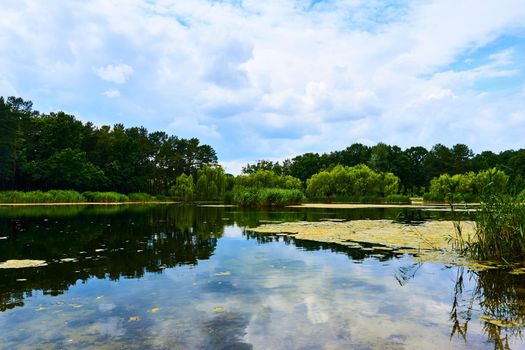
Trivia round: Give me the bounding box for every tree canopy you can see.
[0,96,218,194]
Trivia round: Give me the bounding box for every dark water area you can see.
[0,204,523,349]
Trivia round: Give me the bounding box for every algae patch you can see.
[249,220,479,266]
[0,259,47,269]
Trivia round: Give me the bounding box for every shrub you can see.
[232,187,304,207]
[128,192,154,202]
[0,190,84,203]
[82,191,129,202]
[154,195,169,202]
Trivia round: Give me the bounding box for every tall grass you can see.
[453,193,525,262]
[232,187,304,207]
[0,190,84,203]
[82,191,129,203]
[0,190,169,203]
[128,192,154,202]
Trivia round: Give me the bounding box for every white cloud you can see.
[94,64,134,84]
[1,0,525,162]
[103,89,120,98]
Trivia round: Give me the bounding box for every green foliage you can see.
[154,195,169,202]
[169,174,194,202]
[194,165,226,201]
[0,190,84,203]
[0,97,17,189]
[475,168,509,195]
[232,187,304,207]
[384,194,411,204]
[455,193,525,262]
[242,160,283,175]
[0,96,218,194]
[425,168,509,202]
[128,193,154,202]
[82,192,129,202]
[26,148,108,191]
[236,170,302,190]
[306,164,400,199]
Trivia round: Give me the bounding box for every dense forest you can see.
[243,142,525,195]
[0,96,218,194]
[2,95,525,202]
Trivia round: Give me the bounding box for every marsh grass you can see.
[81,191,130,202]
[0,190,84,203]
[452,193,525,262]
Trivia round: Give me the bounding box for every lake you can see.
[0,204,523,349]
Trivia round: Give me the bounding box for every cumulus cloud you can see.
[95,64,134,84]
[1,0,525,164]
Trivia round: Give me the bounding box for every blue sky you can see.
[1,0,525,174]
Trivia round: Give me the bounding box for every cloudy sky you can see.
[1,0,525,173]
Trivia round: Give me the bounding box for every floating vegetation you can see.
[214,271,231,276]
[249,220,477,265]
[0,259,47,269]
[289,203,476,211]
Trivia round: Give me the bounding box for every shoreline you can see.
[0,201,180,207]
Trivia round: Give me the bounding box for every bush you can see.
[154,195,169,202]
[128,192,154,202]
[232,187,304,207]
[82,191,129,202]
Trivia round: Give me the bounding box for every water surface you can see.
[0,205,523,349]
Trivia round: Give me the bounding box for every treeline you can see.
[243,143,525,194]
[0,97,218,194]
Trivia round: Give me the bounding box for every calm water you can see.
[0,204,523,349]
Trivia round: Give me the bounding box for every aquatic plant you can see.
[469,193,525,261]
[450,189,525,262]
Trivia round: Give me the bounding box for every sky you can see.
[1,0,525,174]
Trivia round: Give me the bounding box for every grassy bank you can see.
[306,194,411,204]
[0,190,169,204]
